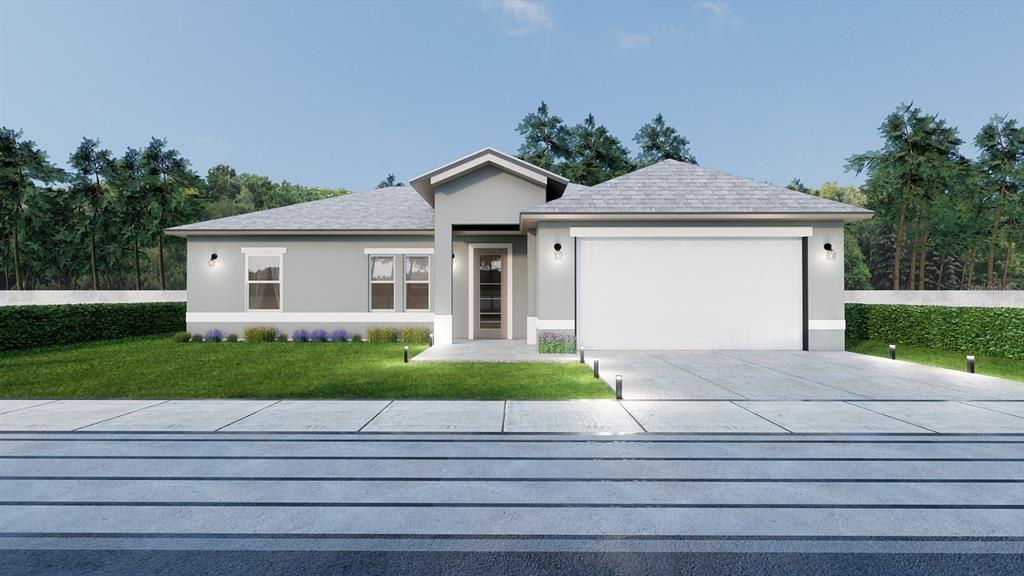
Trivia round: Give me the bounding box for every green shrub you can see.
[845,303,1024,359]
[350,334,363,343]
[400,327,431,344]
[174,331,192,343]
[190,333,204,343]
[0,302,185,351]
[226,334,239,343]
[368,327,399,344]
[275,333,289,342]
[243,326,276,343]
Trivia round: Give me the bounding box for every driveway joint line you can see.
[500,401,507,433]
[712,351,869,400]
[959,401,1024,420]
[647,351,744,399]
[357,401,394,432]
[73,400,170,432]
[728,401,793,433]
[215,401,282,432]
[617,401,648,433]
[841,401,939,434]
[0,400,59,416]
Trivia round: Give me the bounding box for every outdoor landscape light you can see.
[208,253,218,267]
[823,242,836,259]
[554,242,563,260]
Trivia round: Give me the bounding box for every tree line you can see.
[513,102,1022,290]
[3,102,1020,292]
[0,129,348,291]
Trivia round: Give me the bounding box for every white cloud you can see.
[613,31,652,51]
[482,0,554,36]
[695,1,742,29]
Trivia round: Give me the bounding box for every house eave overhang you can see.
[409,147,569,207]
[519,211,875,228]
[165,228,435,238]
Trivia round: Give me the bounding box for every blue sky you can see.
[2,1,1022,191]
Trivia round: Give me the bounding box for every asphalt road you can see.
[1,432,1022,575]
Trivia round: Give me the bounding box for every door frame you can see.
[467,242,513,340]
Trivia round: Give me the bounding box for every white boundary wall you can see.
[846,290,1023,308]
[0,291,185,306]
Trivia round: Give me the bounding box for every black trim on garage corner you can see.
[801,237,808,351]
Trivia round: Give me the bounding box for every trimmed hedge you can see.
[0,302,186,351]
[845,303,1024,359]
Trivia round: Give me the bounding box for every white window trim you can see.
[404,254,431,312]
[467,243,513,340]
[241,247,287,254]
[369,255,396,312]
[244,252,283,312]
[364,247,433,255]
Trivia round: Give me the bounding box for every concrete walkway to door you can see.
[591,350,1024,401]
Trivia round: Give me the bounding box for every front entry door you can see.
[473,248,507,339]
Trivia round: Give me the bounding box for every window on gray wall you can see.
[405,255,430,311]
[370,255,395,311]
[246,254,282,311]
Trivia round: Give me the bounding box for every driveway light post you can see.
[403,345,409,363]
[615,375,622,400]
[967,355,975,374]
[580,347,585,364]
[889,344,896,360]
[593,359,599,379]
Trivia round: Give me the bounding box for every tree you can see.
[633,113,696,166]
[376,174,403,188]
[515,102,571,171]
[846,104,963,289]
[974,115,1024,287]
[109,148,152,289]
[562,114,634,186]
[0,128,65,289]
[141,138,200,290]
[69,137,114,289]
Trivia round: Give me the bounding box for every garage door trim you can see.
[570,226,813,238]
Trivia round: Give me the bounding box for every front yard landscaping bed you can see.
[0,335,613,400]
[846,339,1024,382]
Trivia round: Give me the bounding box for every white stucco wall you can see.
[846,290,1023,308]
[0,291,186,306]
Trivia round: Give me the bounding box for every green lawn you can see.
[0,336,613,400]
[846,339,1024,382]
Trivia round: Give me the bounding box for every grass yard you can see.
[0,335,613,400]
[846,339,1024,382]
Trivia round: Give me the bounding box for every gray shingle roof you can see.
[167,187,434,233]
[524,160,872,215]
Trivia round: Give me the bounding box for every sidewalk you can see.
[1,399,1021,434]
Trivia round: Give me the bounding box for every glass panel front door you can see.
[475,250,506,338]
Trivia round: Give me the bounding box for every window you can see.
[405,255,430,311]
[246,254,282,311]
[370,255,395,311]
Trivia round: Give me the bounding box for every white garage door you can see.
[578,237,803,350]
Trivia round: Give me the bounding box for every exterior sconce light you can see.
[553,242,563,260]
[823,243,836,260]
[208,253,219,267]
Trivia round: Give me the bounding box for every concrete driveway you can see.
[592,350,1024,401]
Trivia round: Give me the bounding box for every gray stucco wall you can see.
[432,165,547,331]
[532,220,849,350]
[186,235,434,337]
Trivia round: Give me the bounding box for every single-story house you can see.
[167,148,872,350]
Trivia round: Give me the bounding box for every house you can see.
[167,148,872,350]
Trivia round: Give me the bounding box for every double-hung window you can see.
[370,255,395,311]
[405,255,430,311]
[246,252,283,311]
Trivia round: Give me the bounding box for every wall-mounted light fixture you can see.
[208,253,219,267]
[553,242,563,260]
[823,243,836,260]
